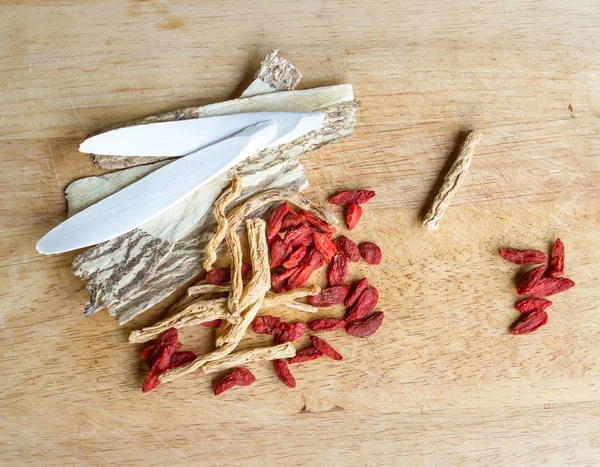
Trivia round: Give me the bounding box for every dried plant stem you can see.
[187,283,229,297]
[284,301,319,313]
[202,342,296,374]
[226,229,244,315]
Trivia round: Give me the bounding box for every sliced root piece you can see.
[202,342,296,374]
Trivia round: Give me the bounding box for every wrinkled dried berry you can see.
[281,210,304,231]
[345,278,369,307]
[516,265,546,295]
[548,239,565,278]
[336,235,361,262]
[141,328,183,393]
[329,190,376,206]
[345,203,362,230]
[359,242,382,265]
[282,246,307,269]
[528,277,575,297]
[310,335,343,361]
[284,222,311,246]
[201,319,224,328]
[213,367,256,396]
[327,253,348,286]
[206,264,252,285]
[346,286,379,322]
[346,311,384,338]
[515,298,553,313]
[499,248,546,265]
[267,202,290,241]
[289,346,323,364]
[275,321,307,343]
[168,351,197,369]
[304,246,325,269]
[269,236,292,268]
[271,268,295,292]
[273,359,296,388]
[510,310,548,335]
[308,285,351,307]
[308,317,347,332]
[253,316,282,335]
[300,209,336,234]
[286,264,315,290]
[314,232,337,261]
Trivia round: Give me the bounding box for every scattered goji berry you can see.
[304,246,325,269]
[329,189,376,206]
[300,209,336,234]
[271,267,295,292]
[510,310,549,335]
[286,263,315,290]
[346,286,379,322]
[269,236,292,268]
[516,265,546,295]
[314,232,337,261]
[515,298,553,313]
[253,315,282,335]
[142,328,183,393]
[282,246,307,269]
[140,327,179,363]
[273,359,296,388]
[213,367,256,396]
[206,264,251,285]
[335,235,360,262]
[499,248,547,265]
[201,319,223,328]
[281,210,304,231]
[310,335,343,361]
[345,277,369,307]
[284,222,311,246]
[168,351,197,369]
[345,203,362,230]
[359,242,382,265]
[548,238,565,278]
[327,253,348,286]
[528,277,575,297]
[346,311,384,338]
[275,321,307,343]
[290,231,314,249]
[289,345,323,364]
[266,202,290,241]
[308,317,347,332]
[308,285,351,307]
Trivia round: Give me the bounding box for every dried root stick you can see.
[187,283,229,297]
[203,178,243,271]
[423,131,482,231]
[226,228,244,315]
[285,301,319,313]
[262,285,320,307]
[202,342,296,374]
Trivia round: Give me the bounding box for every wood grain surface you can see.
[1,1,599,466]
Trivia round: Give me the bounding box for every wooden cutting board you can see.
[1,1,599,465]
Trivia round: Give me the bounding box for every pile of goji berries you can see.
[499,238,575,334]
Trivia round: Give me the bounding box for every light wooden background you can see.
[1,1,599,466]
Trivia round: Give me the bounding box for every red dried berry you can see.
[346,311,384,338]
[304,246,325,269]
[271,267,295,292]
[346,286,379,322]
[329,189,376,206]
[528,277,575,297]
[499,248,547,265]
[142,328,183,393]
[345,277,369,307]
[213,367,256,396]
[275,322,307,343]
[336,235,360,262]
[206,264,251,285]
[201,319,223,328]
[510,310,549,335]
[140,328,179,363]
[168,351,197,369]
[287,264,315,290]
[516,265,546,295]
[300,209,336,234]
[308,318,347,332]
[327,253,348,287]
[308,285,351,307]
[289,345,323,364]
[269,236,292,268]
[515,298,553,313]
[314,232,337,261]
[281,210,304,231]
[252,315,282,335]
[548,239,565,278]
[284,222,311,246]
[310,335,343,361]
[266,202,290,241]
[281,246,307,269]
[345,203,362,230]
[273,359,296,388]
[359,242,382,265]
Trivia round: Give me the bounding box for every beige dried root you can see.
[202,342,296,374]
[203,178,243,271]
[423,131,483,231]
[226,228,244,315]
[262,284,320,307]
[284,301,319,313]
[187,283,229,297]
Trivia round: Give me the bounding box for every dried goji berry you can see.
[286,264,315,290]
[307,285,351,307]
[515,298,553,313]
[275,321,307,343]
[310,335,343,361]
[335,235,360,262]
[304,246,325,269]
[528,277,575,297]
[284,222,311,246]
[269,236,292,268]
[314,232,337,261]
[308,317,347,332]
[516,265,546,295]
[273,359,296,388]
[281,210,304,231]
[281,246,307,269]
[510,310,548,335]
[271,267,295,293]
[329,189,376,206]
[346,286,379,322]
[327,253,348,286]
[266,202,290,241]
[142,328,183,393]
[168,351,197,369]
[201,319,223,328]
[300,209,336,234]
[140,328,179,363]
[289,345,323,364]
[359,242,382,265]
[345,203,362,230]
[206,264,251,285]
[213,367,256,396]
[346,311,384,338]
[499,248,547,265]
[548,238,565,278]
[252,315,282,335]
[345,277,369,307]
